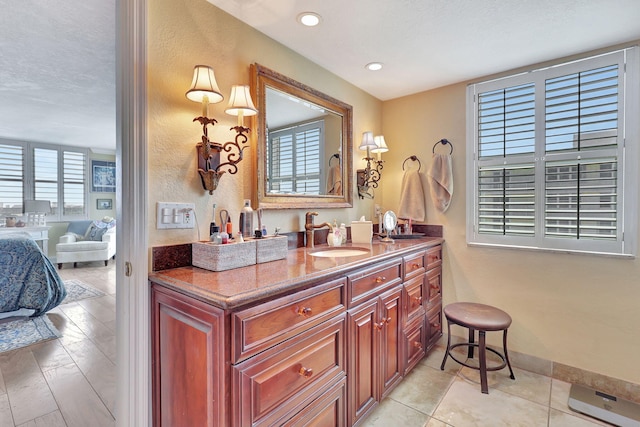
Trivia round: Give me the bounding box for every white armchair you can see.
[56,219,116,269]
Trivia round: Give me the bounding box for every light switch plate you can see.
[156,202,195,229]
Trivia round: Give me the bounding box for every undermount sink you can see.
[309,247,370,258]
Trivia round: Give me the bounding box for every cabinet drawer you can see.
[427,304,443,352]
[347,258,402,307]
[403,316,426,375]
[403,251,425,281]
[403,274,425,324]
[233,315,346,427]
[282,377,346,427]
[426,266,442,309]
[232,277,346,362]
[426,245,442,270]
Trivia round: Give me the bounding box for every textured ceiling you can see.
[0,0,115,151]
[2,1,639,152]
[209,0,640,100]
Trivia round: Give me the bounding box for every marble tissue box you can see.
[192,235,288,272]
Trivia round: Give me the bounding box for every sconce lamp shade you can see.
[23,200,51,214]
[371,135,389,153]
[186,65,224,104]
[359,131,377,151]
[225,85,258,116]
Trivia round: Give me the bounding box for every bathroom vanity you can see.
[149,238,443,426]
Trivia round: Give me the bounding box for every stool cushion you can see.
[444,302,511,331]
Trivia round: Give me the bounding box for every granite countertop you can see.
[149,238,443,310]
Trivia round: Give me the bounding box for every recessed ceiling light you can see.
[366,62,383,71]
[298,12,321,27]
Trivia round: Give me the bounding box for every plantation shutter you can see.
[468,47,636,256]
[63,151,87,216]
[0,144,24,216]
[477,83,536,236]
[268,120,324,194]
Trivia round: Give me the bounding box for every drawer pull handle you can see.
[413,341,422,349]
[412,296,422,303]
[385,317,392,324]
[375,276,386,283]
[298,366,313,378]
[374,322,384,331]
[296,306,312,317]
[411,263,420,270]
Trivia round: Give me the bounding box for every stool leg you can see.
[479,330,488,394]
[468,327,475,359]
[440,318,452,370]
[503,329,515,380]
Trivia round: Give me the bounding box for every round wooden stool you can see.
[440,302,515,393]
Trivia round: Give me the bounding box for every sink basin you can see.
[309,247,370,258]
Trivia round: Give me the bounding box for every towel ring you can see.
[432,138,453,155]
[402,155,422,172]
[329,153,340,166]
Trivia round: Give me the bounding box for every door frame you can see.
[116,0,150,425]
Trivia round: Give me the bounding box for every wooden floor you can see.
[0,261,116,427]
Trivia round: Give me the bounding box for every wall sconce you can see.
[186,65,258,194]
[357,132,388,199]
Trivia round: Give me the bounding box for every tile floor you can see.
[0,261,116,427]
[362,346,615,427]
[0,261,615,426]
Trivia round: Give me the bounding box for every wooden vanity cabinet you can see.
[425,245,443,352]
[151,284,228,427]
[151,242,443,427]
[346,259,403,426]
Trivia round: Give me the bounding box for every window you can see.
[0,140,89,221]
[467,47,639,256]
[267,120,324,194]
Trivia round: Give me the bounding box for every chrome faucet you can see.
[305,211,333,248]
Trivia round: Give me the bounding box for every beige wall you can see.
[148,0,639,385]
[381,49,640,385]
[148,0,382,250]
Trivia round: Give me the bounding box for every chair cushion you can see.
[56,240,108,252]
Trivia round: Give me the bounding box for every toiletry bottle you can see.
[340,223,347,244]
[226,217,233,238]
[210,203,217,236]
[262,224,267,237]
[220,229,229,244]
[239,200,253,239]
[210,225,221,244]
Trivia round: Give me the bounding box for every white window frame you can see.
[466,47,639,257]
[0,139,90,222]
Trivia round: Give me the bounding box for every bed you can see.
[0,232,66,319]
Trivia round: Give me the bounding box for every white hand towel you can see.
[326,164,342,195]
[398,168,426,222]
[427,153,453,213]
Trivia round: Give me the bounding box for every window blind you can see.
[268,121,324,194]
[0,144,24,215]
[467,47,637,256]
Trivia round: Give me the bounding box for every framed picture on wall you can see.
[92,160,116,192]
[97,198,113,210]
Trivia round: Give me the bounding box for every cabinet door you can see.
[152,284,226,427]
[426,266,442,309]
[403,316,426,375]
[379,286,403,398]
[426,304,443,352]
[346,298,379,425]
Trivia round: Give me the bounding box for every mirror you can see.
[251,63,353,209]
[381,210,397,243]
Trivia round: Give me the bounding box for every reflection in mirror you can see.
[251,64,353,209]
